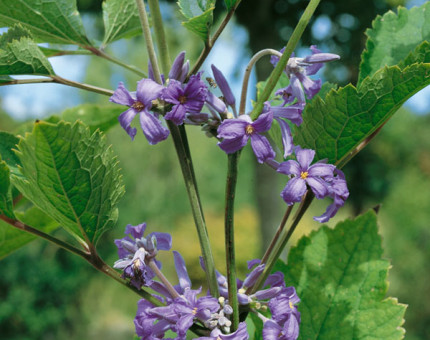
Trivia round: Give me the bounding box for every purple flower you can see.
[197,322,249,340]
[278,147,335,205]
[110,79,169,144]
[217,111,276,163]
[271,46,340,103]
[314,169,349,223]
[168,51,189,82]
[113,223,172,289]
[162,73,208,125]
[211,64,236,110]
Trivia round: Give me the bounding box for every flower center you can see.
[300,171,309,179]
[132,101,145,111]
[289,301,294,309]
[178,95,187,104]
[192,307,198,315]
[245,124,255,135]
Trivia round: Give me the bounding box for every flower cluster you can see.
[115,223,301,340]
[110,47,348,223]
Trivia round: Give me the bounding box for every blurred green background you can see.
[0,0,429,339]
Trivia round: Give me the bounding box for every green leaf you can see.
[102,0,142,46]
[0,25,55,76]
[276,211,406,340]
[294,62,430,167]
[0,207,58,260]
[0,160,15,219]
[10,121,124,245]
[224,0,240,11]
[178,0,215,41]
[0,0,91,46]
[0,75,14,83]
[358,2,430,84]
[60,104,122,133]
[0,131,21,176]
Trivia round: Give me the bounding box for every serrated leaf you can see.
[0,25,55,76]
[60,104,122,133]
[224,0,240,11]
[38,46,90,57]
[10,121,124,245]
[294,62,430,167]
[102,0,142,46]
[0,131,21,176]
[0,160,15,219]
[359,2,430,84]
[275,211,406,340]
[0,0,91,46]
[178,0,215,18]
[182,6,215,41]
[0,207,58,260]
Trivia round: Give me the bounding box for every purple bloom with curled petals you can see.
[278,147,335,205]
[217,111,275,163]
[110,79,169,144]
[271,45,340,103]
[197,322,249,340]
[113,223,172,289]
[314,169,349,223]
[162,73,208,125]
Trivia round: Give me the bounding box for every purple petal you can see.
[148,232,172,250]
[277,160,301,176]
[295,73,321,99]
[139,111,170,145]
[217,117,250,138]
[196,296,220,314]
[110,82,135,106]
[282,314,300,340]
[281,177,307,205]
[247,258,261,270]
[275,86,296,106]
[250,134,276,164]
[243,264,265,288]
[275,118,294,158]
[313,201,338,223]
[306,176,328,199]
[253,286,283,300]
[173,251,192,292]
[165,104,187,125]
[183,75,208,112]
[262,320,282,340]
[289,75,306,103]
[308,163,335,177]
[271,104,304,126]
[252,111,273,133]
[296,148,315,170]
[118,108,138,140]
[211,64,236,107]
[218,135,249,154]
[179,60,190,82]
[136,78,164,107]
[177,314,195,336]
[169,51,185,80]
[162,79,183,105]
[206,91,227,114]
[125,223,146,238]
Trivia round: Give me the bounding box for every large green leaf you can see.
[178,0,216,41]
[294,60,430,167]
[0,207,58,260]
[358,2,430,84]
[275,211,406,339]
[0,25,55,76]
[0,131,20,174]
[60,104,122,133]
[0,0,91,46]
[102,0,142,46]
[11,121,124,245]
[0,160,14,219]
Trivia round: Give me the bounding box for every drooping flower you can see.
[277,147,335,205]
[162,73,208,125]
[271,45,340,104]
[110,79,169,144]
[217,111,275,163]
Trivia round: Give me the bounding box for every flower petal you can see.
[139,111,170,145]
[173,251,192,292]
[110,82,135,106]
[252,111,273,133]
[118,108,138,140]
[296,148,315,170]
[250,134,276,163]
[136,78,164,107]
[276,118,294,158]
[217,119,248,138]
[218,135,249,154]
[168,51,185,80]
[281,177,307,205]
[211,64,236,107]
[308,163,335,177]
[306,176,328,199]
[277,160,301,176]
[165,104,187,125]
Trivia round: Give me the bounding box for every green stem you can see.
[250,192,314,294]
[250,0,321,120]
[148,259,180,299]
[188,0,242,78]
[167,121,219,298]
[135,0,162,84]
[224,152,240,330]
[51,75,114,96]
[147,0,171,75]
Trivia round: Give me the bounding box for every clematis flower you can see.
[197,322,249,340]
[211,64,236,113]
[277,147,335,205]
[271,45,340,103]
[110,79,169,144]
[162,73,208,125]
[217,111,276,163]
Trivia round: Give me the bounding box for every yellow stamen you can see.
[245,124,255,135]
[300,171,309,180]
[238,288,246,294]
[132,101,145,111]
[289,301,294,309]
[192,307,198,315]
